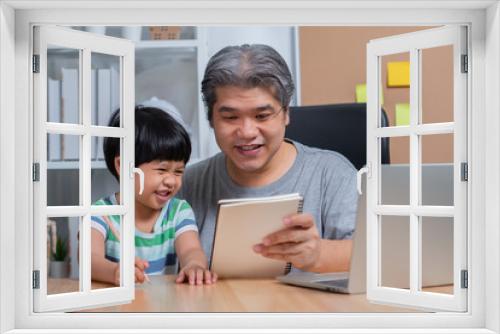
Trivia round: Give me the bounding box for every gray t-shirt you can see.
[178,140,359,261]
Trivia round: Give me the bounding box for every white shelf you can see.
[135,39,201,49]
[48,158,203,170]
[48,160,107,170]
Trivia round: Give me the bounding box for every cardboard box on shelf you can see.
[149,26,181,40]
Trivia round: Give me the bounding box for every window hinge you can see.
[33,270,40,289]
[32,55,40,73]
[461,270,468,289]
[461,54,468,73]
[461,162,468,182]
[32,163,40,182]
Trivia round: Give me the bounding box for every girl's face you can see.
[133,159,185,211]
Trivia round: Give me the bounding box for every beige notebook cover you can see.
[210,193,303,278]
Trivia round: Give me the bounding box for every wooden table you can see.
[47,275,443,313]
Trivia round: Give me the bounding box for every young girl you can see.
[91,106,216,286]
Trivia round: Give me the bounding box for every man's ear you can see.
[284,107,290,126]
[208,111,214,128]
[114,156,121,177]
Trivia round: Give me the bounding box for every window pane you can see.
[421,217,454,295]
[380,52,410,127]
[47,134,81,206]
[47,216,80,295]
[380,215,410,289]
[92,136,121,205]
[47,45,80,124]
[421,133,454,206]
[136,47,199,160]
[90,215,123,289]
[421,45,454,124]
[91,52,121,126]
[380,136,409,205]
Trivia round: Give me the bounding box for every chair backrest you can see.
[286,103,390,170]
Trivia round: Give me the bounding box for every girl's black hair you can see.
[103,106,191,181]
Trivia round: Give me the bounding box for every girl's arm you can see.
[175,231,217,285]
[90,229,150,286]
[90,229,120,285]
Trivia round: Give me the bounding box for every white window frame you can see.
[366,26,468,312]
[32,26,136,312]
[0,1,498,333]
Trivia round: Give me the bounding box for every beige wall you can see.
[299,27,453,164]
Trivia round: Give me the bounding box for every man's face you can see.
[211,85,289,177]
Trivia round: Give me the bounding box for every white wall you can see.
[207,26,295,68]
[206,27,299,105]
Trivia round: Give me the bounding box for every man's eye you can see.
[175,170,184,175]
[256,113,271,120]
[222,115,238,120]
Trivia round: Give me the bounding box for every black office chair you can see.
[285,103,390,170]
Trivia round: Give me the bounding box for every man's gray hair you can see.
[201,44,295,123]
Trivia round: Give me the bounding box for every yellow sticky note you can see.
[387,61,410,87]
[355,83,384,105]
[355,84,367,103]
[395,103,410,126]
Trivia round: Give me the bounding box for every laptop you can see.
[277,164,454,293]
[276,182,367,294]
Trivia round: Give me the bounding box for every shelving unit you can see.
[47,26,210,170]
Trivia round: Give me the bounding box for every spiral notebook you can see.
[210,193,304,278]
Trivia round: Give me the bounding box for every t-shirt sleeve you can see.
[91,215,109,238]
[90,198,112,239]
[174,199,199,238]
[321,159,359,240]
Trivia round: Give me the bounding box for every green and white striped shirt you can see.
[91,194,198,275]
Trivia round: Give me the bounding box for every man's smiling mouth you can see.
[236,144,263,151]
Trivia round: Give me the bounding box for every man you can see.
[179,44,358,273]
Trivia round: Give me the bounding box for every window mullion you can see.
[80,47,92,293]
[409,48,420,293]
[121,48,135,292]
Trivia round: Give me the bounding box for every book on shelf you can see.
[97,68,111,160]
[47,78,61,161]
[110,66,120,114]
[210,193,303,278]
[91,68,97,160]
[61,68,79,161]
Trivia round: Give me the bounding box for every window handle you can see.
[130,163,144,195]
[356,163,371,195]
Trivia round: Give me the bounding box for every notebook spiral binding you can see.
[284,196,304,275]
[297,198,304,213]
